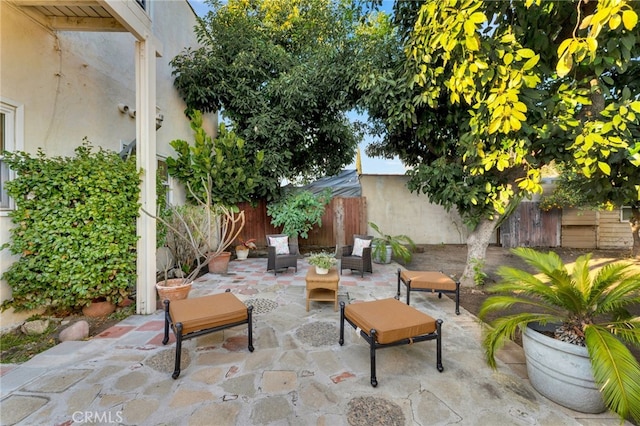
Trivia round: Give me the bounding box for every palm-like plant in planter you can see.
[479,248,640,423]
[369,221,416,264]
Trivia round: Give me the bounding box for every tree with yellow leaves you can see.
[359,0,640,284]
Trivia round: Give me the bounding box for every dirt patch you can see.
[406,244,639,359]
[0,304,134,364]
[406,244,637,312]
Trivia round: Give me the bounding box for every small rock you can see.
[59,320,89,342]
[21,319,50,335]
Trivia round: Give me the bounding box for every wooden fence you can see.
[499,202,562,248]
[235,197,367,250]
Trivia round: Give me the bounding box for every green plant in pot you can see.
[146,177,246,301]
[369,221,416,264]
[479,248,640,423]
[308,252,338,274]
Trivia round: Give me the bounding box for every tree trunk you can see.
[461,217,499,287]
[334,199,345,257]
[630,206,640,258]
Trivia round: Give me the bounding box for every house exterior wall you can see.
[560,208,633,249]
[596,210,633,249]
[360,174,470,244]
[0,1,210,330]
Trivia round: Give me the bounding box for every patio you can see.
[0,258,628,425]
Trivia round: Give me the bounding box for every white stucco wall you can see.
[0,0,212,330]
[360,174,470,244]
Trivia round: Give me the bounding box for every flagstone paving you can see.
[0,258,629,425]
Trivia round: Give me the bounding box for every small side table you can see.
[305,267,339,311]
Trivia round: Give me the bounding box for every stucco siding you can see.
[0,0,209,330]
[360,174,469,244]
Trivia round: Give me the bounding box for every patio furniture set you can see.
[162,234,460,386]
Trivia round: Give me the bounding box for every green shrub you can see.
[470,257,488,286]
[267,189,331,240]
[167,110,264,206]
[1,142,140,312]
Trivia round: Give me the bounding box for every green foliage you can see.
[0,322,58,364]
[170,0,364,193]
[470,257,488,286]
[368,221,416,264]
[308,251,338,269]
[149,177,246,285]
[156,167,170,248]
[166,110,264,206]
[358,0,640,231]
[1,142,140,312]
[479,248,640,423]
[267,189,331,239]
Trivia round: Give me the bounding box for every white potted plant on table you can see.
[308,252,338,275]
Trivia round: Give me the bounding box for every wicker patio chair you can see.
[340,234,373,277]
[266,234,298,275]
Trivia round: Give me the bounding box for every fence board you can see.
[235,197,366,250]
[500,202,561,248]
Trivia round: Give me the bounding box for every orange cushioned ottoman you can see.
[162,290,254,379]
[397,269,460,315]
[339,298,443,387]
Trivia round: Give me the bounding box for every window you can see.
[157,157,172,206]
[136,0,146,10]
[0,99,24,213]
[621,206,634,222]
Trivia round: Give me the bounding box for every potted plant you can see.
[479,248,640,423]
[147,177,245,301]
[368,221,416,264]
[235,237,257,260]
[308,252,338,275]
[154,204,205,302]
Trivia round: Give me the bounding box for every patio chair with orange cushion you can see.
[162,290,254,379]
[339,298,443,387]
[397,269,460,315]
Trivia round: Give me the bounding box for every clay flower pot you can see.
[82,300,116,318]
[208,251,231,274]
[155,278,192,302]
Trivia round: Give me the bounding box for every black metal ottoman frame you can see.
[397,268,461,315]
[338,301,443,387]
[162,292,254,379]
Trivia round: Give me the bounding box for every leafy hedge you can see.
[1,143,140,312]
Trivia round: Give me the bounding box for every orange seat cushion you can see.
[169,293,248,335]
[401,270,457,291]
[345,298,436,344]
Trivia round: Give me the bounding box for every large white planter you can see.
[522,323,606,413]
[372,244,392,264]
[315,266,329,275]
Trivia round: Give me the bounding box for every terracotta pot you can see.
[156,278,192,302]
[208,251,231,274]
[82,300,116,318]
